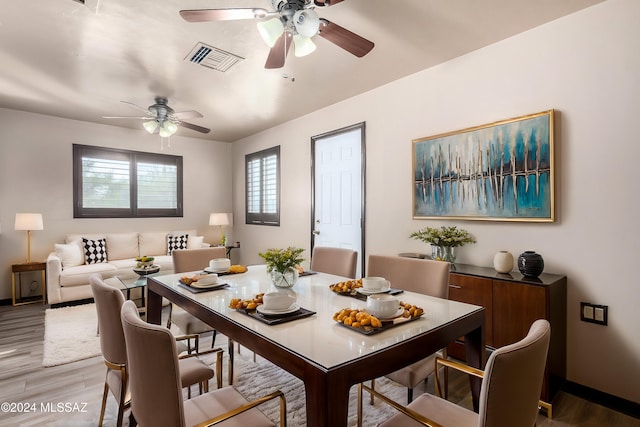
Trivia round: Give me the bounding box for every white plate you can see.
[356,286,391,295]
[374,306,405,321]
[204,267,229,274]
[190,281,227,290]
[257,304,300,316]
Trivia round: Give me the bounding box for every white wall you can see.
[231,0,640,403]
[0,109,232,299]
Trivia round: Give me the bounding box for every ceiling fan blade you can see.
[171,110,203,120]
[318,19,374,57]
[120,100,151,114]
[179,121,211,134]
[314,0,345,6]
[265,34,292,69]
[102,116,150,120]
[180,8,269,22]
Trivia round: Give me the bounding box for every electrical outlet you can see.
[580,302,608,325]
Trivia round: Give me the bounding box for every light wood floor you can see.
[1,303,638,427]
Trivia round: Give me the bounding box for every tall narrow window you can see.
[246,146,280,225]
[73,144,183,218]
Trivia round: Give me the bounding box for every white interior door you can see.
[311,123,365,277]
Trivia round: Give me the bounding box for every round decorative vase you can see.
[517,251,544,278]
[431,245,456,264]
[493,251,514,273]
[270,267,299,288]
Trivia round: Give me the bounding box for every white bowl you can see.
[209,258,231,270]
[362,276,390,292]
[262,291,297,311]
[197,274,218,285]
[366,294,399,318]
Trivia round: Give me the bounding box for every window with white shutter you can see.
[245,146,280,225]
[73,144,183,218]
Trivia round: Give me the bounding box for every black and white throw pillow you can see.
[83,237,108,264]
[167,234,189,255]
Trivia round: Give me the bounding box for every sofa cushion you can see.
[139,232,167,257]
[167,234,189,255]
[60,263,118,287]
[83,238,108,264]
[55,239,84,268]
[187,235,205,249]
[106,232,139,260]
[67,233,105,244]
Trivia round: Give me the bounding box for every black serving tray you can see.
[333,288,404,301]
[236,306,316,325]
[335,312,423,335]
[178,282,229,294]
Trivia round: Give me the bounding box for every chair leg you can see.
[166,303,173,329]
[357,383,364,427]
[98,382,109,427]
[407,387,414,404]
[369,378,375,405]
[211,330,217,348]
[228,339,235,385]
[129,411,137,427]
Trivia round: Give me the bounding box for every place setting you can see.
[178,273,229,293]
[329,276,404,301]
[333,293,425,335]
[229,291,316,325]
[203,257,248,275]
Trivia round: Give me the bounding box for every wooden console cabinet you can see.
[447,264,566,401]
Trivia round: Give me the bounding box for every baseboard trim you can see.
[563,380,639,419]
[0,298,12,306]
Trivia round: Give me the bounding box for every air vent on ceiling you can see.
[72,0,85,4]
[185,42,244,73]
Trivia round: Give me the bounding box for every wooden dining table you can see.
[146,265,485,427]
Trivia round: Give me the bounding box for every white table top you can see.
[151,265,482,370]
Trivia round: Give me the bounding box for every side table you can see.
[12,262,47,306]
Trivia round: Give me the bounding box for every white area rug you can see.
[43,303,101,367]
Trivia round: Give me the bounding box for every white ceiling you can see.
[0,0,603,142]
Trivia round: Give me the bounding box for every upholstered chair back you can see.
[90,274,127,365]
[479,319,551,427]
[310,246,358,279]
[367,255,450,297]
[172,247,226,273]
[121,300,186,427]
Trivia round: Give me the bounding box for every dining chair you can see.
[169,246,227,348]
[309,246,358,279]
[359,319,551,427]
[366,255,451,403]
[120,300,287,427]
[90,274,222,427]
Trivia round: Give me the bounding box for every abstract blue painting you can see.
[413,110,555,222]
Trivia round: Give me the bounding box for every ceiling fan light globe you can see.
[293,10,320,38]
[257,18,285,47]
[164,121,178,134]
[143,120,158,134]
[293,35,316,57]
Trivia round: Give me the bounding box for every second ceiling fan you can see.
[180,0,374,69]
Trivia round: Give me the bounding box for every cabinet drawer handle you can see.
[449,284,462,289]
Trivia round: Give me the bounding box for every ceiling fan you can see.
[103,97,211,136]
[180,0,375,69]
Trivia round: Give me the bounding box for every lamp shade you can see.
[293,9,320,38]
[257,18,285,47]
[143,120,159,134]
[15,213,43,231]
[159,120,178,138]
[293,35,316,57]
[209,213,232,227]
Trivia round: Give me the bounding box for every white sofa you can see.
[46,230,209,305]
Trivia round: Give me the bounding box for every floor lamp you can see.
[15,213,43,264]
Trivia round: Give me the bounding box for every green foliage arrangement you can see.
[410,226,476,247]
[259,246,305,273]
